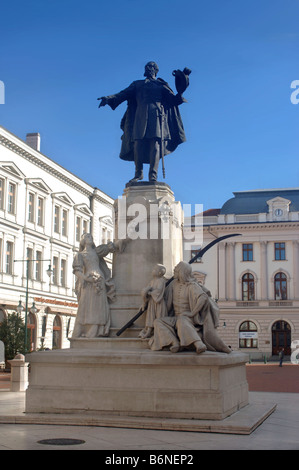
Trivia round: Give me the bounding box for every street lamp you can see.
[30,302,38,315]
[46,264,53,279]
[16,300,23,315]
[14,258,52,351]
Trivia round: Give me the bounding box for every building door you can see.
[272,321,291,355]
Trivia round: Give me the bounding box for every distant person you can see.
[279,347,285,367]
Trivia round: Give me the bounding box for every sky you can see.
[0,0,299,212]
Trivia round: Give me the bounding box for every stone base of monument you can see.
[25,341,276,433]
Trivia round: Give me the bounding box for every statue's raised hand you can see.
[97,96,108,108]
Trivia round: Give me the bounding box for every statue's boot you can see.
[129,160,143,183]
[129,173,143,183]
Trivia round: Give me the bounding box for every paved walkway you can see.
[0,363,299,450]
[246,363,299,392]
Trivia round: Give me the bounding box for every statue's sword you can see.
[116,232,241,336]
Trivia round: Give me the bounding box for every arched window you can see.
[242,273,255,301]
[274,272,287,300]
[52,315,62,349]
[239,321,258,348]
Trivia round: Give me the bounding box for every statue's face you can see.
[83,233,93,246]
[144,62,158,79]
[174,262,191,282]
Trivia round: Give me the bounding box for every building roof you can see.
[220,189,299,215]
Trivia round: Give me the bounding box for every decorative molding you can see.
[0,161,26,180]
[25,177,52,194]
[51,192,75,206]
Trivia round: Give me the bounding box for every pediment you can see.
[0,162,25,179]
[25,178,52,194]
[99,215,114,227]
[267,196,291,207]
[51,192,75,206]
[74,203,93,216]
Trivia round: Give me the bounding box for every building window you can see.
[242,244,253,261]
[83,219,89,235]
[26,248,34,279]
[53,256,59,285]
[7,183,16,214]
[190,248,202,262]
[35,250,42,281]
[242,273,255,301]
[60,259,66,287]
[28,193,35,222]
[101,227,107,244]
[239,321,258,348]
[54,206,60,233]
[37,197,44,226]
[274,272,287,300]
[62,210,68,236]
[0,178,4,209]
[5,241,13,274]
[274,243,286,261]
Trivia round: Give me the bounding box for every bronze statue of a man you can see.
[98,61,189,183]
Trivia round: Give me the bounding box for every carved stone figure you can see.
[72,233,117,338]
[149,261,231,354]
[98,62,189,183]
[139,264,168,339]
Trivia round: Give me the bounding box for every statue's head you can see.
[79,233,95,252]
[152,264,166,277]
[174,261,193,282]
[144,61,159,79]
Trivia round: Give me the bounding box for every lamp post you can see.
[14,258,53,351]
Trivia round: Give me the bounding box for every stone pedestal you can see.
[8,354,29,392]
[110,182,183,331]
[26,345,249,420]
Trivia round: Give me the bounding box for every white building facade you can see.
[0,126,114,351]
[184,189,299,359]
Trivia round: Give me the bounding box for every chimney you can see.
[26,133,41,151]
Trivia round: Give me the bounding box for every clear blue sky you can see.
[1,0,298,211]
